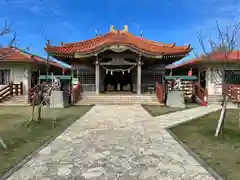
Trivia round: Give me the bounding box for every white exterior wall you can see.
[0,63,31,95]
[205,68,223,95]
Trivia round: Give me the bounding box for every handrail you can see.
[155,82,164,103]
[195,82,208,102]
[0,82,23,102]
[28,84,40,103]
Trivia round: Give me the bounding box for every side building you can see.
[166,50,240,104]
[0,46,65,95]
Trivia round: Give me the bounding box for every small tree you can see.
[196,21,240,137]
[0,21,16,59]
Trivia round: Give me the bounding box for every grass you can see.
[170,109,240,180]
[0,105,92,176]
[142,103,199,116]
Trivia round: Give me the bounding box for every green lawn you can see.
[170,109,240,180]
[0,105,92,176]
[142,103,199,116]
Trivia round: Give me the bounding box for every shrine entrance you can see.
[104,70,132,92]
[100,57,137,93]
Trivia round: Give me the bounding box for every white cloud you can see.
[29,5,44,15]
[51,8,62,17]
[5,0,63,17]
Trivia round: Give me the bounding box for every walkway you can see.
[7,105,221,180]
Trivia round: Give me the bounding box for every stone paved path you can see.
[7,105,221,180]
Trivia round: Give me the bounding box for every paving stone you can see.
[82,167,106,179]
[6,105,221,180]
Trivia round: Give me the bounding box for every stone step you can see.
[207,95,223,103]
[0,95,29,106]
[77,95,160,105]
[0,103,30,106]
[76,101,161,105]
[84,96,158,100]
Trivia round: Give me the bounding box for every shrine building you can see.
[45,25,191,95]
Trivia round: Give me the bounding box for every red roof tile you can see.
[166,50,240,69]
[45,30,191,56]
[0,47,64,68]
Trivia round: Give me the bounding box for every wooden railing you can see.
[0,82,23,102]
[195,82,208,102]
[223,84,240,102]
[155,82,165,103]
[28,84,40,103]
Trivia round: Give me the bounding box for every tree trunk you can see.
[238,107,240,127]
[215,95,228,137]
[37,105,42,121]
[37,87,43,122]
[0,136,7,149]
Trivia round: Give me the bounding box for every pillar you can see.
[206,68,214,95]
[137,59,141,95]
[95,59,100,94]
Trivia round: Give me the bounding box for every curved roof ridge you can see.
[60,32,113,47]
[124,32,190,49]
[45,29,192,56]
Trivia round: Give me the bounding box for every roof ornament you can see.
[140,30,143,37]
[45,40,51,48]
[110,25,116,32]
[95,29,99,37]
[61,42,64,46]
[171,43,176,48]
[123,25,128,32]
[185,44,191,49]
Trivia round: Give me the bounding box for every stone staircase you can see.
[76,94,161,105]
[0,95,30,106]
[207,95,222,105]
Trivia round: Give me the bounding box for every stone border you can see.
[165,111,225,180]
[0,105,94,180]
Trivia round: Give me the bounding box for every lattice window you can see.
[225,70,240,84]
[74,70,95,84]
[142,71,163,84]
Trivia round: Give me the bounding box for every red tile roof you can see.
[165,50,240,69]
[0,46,64,68]
[45,29,191,56]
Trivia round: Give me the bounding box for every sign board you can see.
[72,78,79,85]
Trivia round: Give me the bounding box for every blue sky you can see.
[1,0,240,68]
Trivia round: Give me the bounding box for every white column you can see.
[95,60,100,94]
[137,60,141,95]
[206,68,214,95]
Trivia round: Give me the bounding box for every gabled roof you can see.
[0,46,66,68]
[45,26,191,56]
[165,50,240,69]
